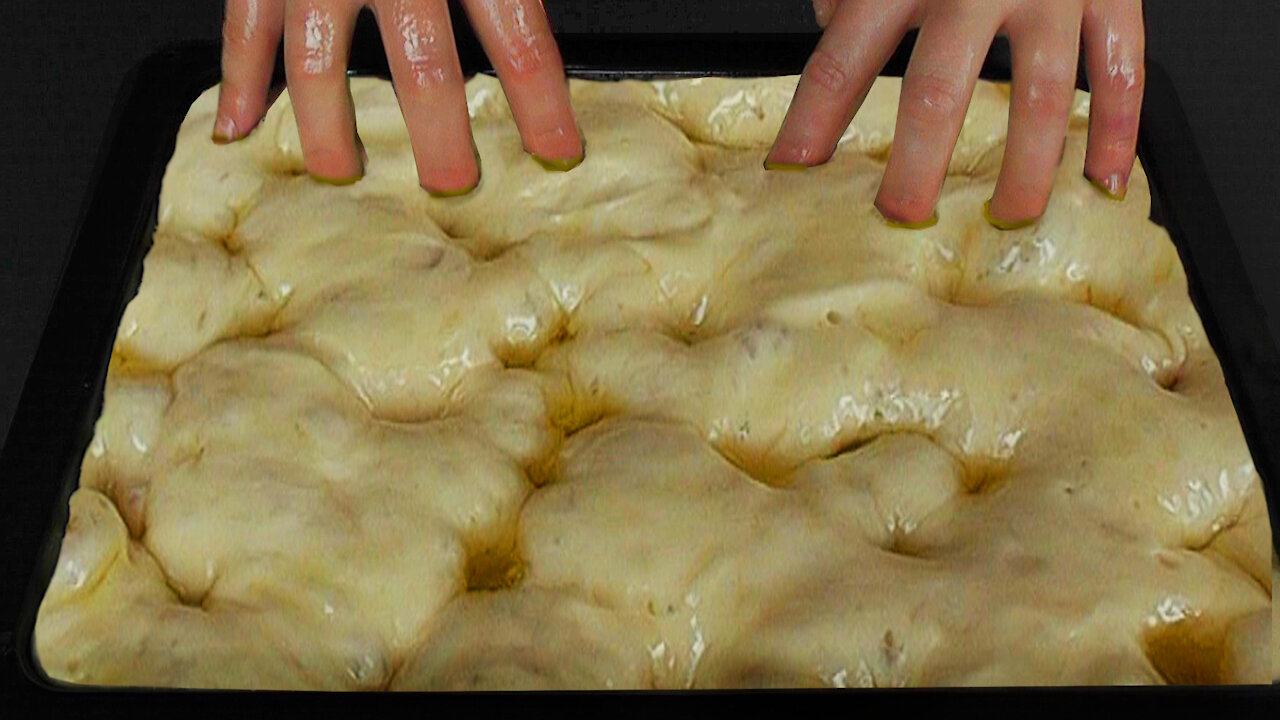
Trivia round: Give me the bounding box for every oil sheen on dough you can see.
[33,73,1276,689]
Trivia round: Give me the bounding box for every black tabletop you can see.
[1,0,1278,450]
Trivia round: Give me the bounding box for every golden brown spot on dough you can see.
[526,435,564,488]
[105,480,149,539]
[212,218,245,256]
[1141,615,1231,685]
[465,542,526,592]
[866,143,894,165]
[882,629,904,665]
[452,234,516,261]
[712,441,793,488]
[1159,366,1184,393]
[715,661,824,689]
[882,530,930,559]
[133,539,209,609]
[958,462,1007,495]
[825,432,879,461]
[268,151,307,177]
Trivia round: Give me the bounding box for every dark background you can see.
[1,1,1277,449]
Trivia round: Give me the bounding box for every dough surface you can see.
[34,73,1276,688]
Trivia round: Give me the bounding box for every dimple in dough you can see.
[34,73,1276,689]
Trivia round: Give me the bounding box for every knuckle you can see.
[1095,109,1140,146]
[805,47,855,95]
[1099,49,1146,99]
[1022,72,1075,119]
[499,36,554,79]
[875,193,934,225]
[399,51,456,91]
[907,70,966,122]
[221,21,245,50]
[401,63,455,91]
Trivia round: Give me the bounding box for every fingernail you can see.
[428,142,481,198]
[211,115,239,144]
[1087,173,1127,201]
[531,153,584,172]
[983,199,1039,231]
[880,211,939,230]
[309,172,364,186]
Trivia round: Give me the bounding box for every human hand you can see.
[768,0,1144,229]
[213,0,584,195]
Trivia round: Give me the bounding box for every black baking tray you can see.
[1,16,1277,716]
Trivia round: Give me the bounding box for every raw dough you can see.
[34,73,1276,688]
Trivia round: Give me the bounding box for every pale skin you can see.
[215,0,1145,222]
[214,0,584,194]
[778,0,1146,227]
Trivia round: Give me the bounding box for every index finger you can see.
[766,0,915,169]
[460,0,584,169]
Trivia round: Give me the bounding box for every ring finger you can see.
[373,0,478,194]
[460,0,583,169]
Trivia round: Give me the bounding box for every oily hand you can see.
[771,0,1144,227]
[214,0,583,195]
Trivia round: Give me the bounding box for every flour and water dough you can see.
[34,73,1276,688]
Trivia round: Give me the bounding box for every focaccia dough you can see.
[34,73,1276,689]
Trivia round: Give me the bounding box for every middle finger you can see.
[986,6,1081,228]
[460,0,583,169]
[372,0,479,195]
[875,3,1003,226]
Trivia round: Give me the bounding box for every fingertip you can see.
[420,139,482,196]
[211,114,239,145]
[982,199,1039,231]
[421,169,482,197]
[309,171,364,186]
[764,138,822,169]
[531,153,583,173]
[426,179,480,199]
[303,143,365,183]
[521,121,584,170]
[763,160,809,172]
[1085,171,1129,201]
[870,181,942,229]
[881,211,939,231]
[874,191,938,229]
